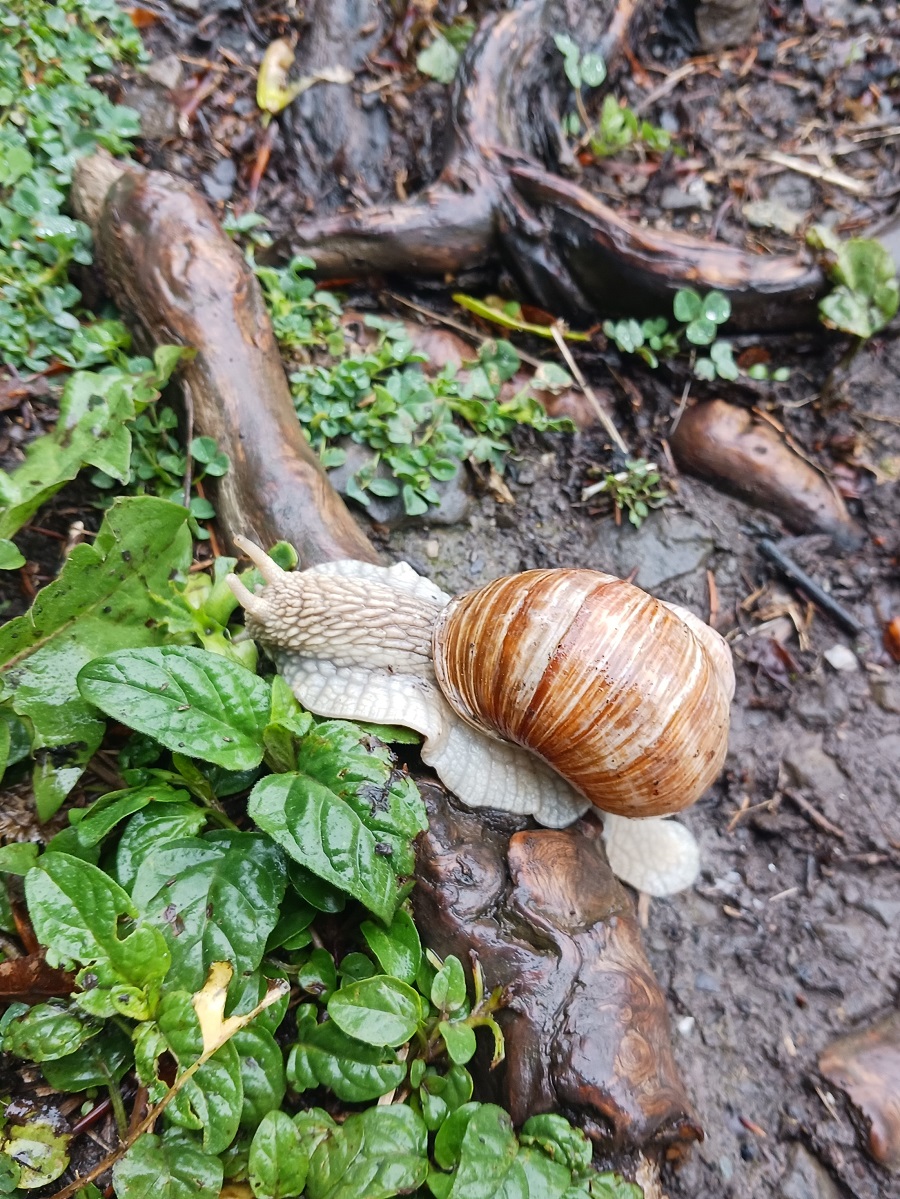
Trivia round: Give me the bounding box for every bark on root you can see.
[70,153,377,566]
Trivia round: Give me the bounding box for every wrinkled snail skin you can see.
[226,539,735,897]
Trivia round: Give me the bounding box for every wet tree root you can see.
[289,0,827,329]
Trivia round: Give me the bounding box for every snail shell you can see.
[433,569,734,820]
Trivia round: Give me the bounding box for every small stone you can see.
[201,157,237,203]
[782,736,848,817]
[742,199,804,236]
[145,53,183,91]
[823,644,858,672]
[424,539,440,560]
[660,182,711,212]
[870,677,900,714]
[676,1015,695,1036]
[780,1144,841,1199]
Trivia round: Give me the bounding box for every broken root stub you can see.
[412,784,702,1163]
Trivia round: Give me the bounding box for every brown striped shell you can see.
[431,568,734,819]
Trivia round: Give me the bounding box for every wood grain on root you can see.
[70,153,377,566]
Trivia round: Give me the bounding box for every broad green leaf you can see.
[0,352,189,543]
[293,1109,338,1159]
[0,497,193,818]
[131,831,286,1003]
[24,852,170,1019]
[0,842,39,876]
[0,539,24,570]
[157,992,244,1155]
[580,52,606,88]
[684,317,717,346]
[434,1104,518,1196]
[439,1020,477,1066]
[112,1133,223,1199]
[40,1024,134,1092]
[232,1026,286,1129]
[78,646,270,771]
[498,1148,572,1199]
[248,772,400,924]
[287,1004,406,1102]
[2,1003,97,1062]
[519,1115,592,1177]
[431,956,467,1014]
[585,1173,643,1199]
[361,909,421,983]
[114,801,209,892]
[73,782,192,847]
[249,1111,309,1199]
[327,976,422,1047]
[416,1065,474,1132]
[306,1105,428,1199]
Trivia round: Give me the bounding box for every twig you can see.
[385,292,544,370]
[181,382,194,510]
[670,371,692,434]
[761,150,872,197]
[550,324,627,452]
[783,788,846,840]
[759,539,864,636]
[634,61,699,115]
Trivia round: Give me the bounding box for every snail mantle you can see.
[227,538,735,897]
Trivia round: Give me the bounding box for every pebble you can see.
[781,736,848,819]
[780,1144,840,1199]
[145,53,183,91]
[201,157,237,203]
[823,644,858,672]
[870,677,900,714]
[424,539,440,560]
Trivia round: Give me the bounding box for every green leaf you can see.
[417,34,460,85]
[78,646,270,771]
[501,1147,572,1199]
[0,497,193,818]
[436,1104,518,1196]
[439,1020,477,1066]
[287,1004,406,1103]
[112,1133,223,1199]
[361,909,421,984]
[416,1066,474,1132]
[585,1173,643,1199]
[673,288,702,322]
[40,1023,134,1092]
[702,291,731,325]
[519,1115,592,1176]
[431,956,467,1014]
[249,1111,309,1199]
[131,831,286,1002]
[24,852,170,1019]
[684,317,717,346]
[327,975,422,1047]
[298,947,338,1000]
[114,801,209,892]
[0,842,40,876]
[0,539,24,570]
[232,1026,286,1128]
[306,1105,428,1199]
[2,1003,98,1062]
[580,53,606,88]
[248,772,401,925]
[74,782,192,847]
[0,1113,71,1190]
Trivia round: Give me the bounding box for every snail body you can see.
[227,541,734,896]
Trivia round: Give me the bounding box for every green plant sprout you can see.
[808,226,899,340]
[581,458,669,528]
[604,288,790,383]
[554,34,672,157]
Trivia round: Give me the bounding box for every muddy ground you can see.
[3,0,900,1196]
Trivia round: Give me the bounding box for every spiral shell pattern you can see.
[432,569,734,819]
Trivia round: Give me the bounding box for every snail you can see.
[227,539,735,897]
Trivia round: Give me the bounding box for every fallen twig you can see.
[759,539,864,636]
[783,788,846,840]
[550,324,628,452]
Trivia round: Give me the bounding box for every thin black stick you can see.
[759,539,864,636]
